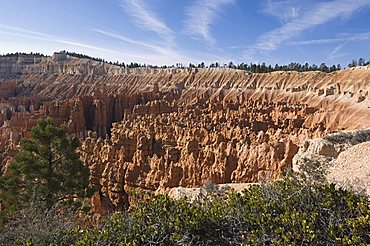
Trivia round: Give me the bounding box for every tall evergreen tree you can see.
[0,118,90,213]
[358,58,365,66]
[348,59,358,68]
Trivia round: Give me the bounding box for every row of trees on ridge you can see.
[1,51,369,72]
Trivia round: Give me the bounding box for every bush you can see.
[0,199,78,245]
[36,179,370,245]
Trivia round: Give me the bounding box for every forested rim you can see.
[1,51,368,71]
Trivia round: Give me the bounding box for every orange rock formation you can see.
[1,53,370,211]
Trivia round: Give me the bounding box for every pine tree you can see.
[358,58,365,66]
[0,118,90,213]
[348,59,357,68]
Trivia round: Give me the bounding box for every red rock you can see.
[2,54,370,213]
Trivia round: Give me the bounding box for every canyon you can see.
[1,53,370,212]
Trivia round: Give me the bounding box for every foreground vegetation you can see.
[1,178,369,245]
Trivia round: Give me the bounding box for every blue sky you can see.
[0,0,370,66]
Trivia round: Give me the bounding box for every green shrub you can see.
[41,179,369,245]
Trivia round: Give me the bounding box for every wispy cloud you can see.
[0,24,111,53]
[248,0,370,56]
[263,0,304,22]
[328,42,349,60]
[0,24,195,65]
[289,32,370,45]
[0,24,173,64]
[93,28,236,65]
[93,28,187,61]
[101,0,237,64]
[119,0,174,43]
[183,0,234,45]
[296,32,370,61]
[94,28,159,49]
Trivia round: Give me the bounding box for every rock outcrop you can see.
[293,129,370,195]
[168,182,256,201]
[326,141,370,195]
[292,129,370,172]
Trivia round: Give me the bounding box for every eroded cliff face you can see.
[1,54,370,212]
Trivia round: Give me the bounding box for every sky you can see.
[0,0,370,66]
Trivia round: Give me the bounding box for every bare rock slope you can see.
[293,130,370,195]
[327,141,370,195]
